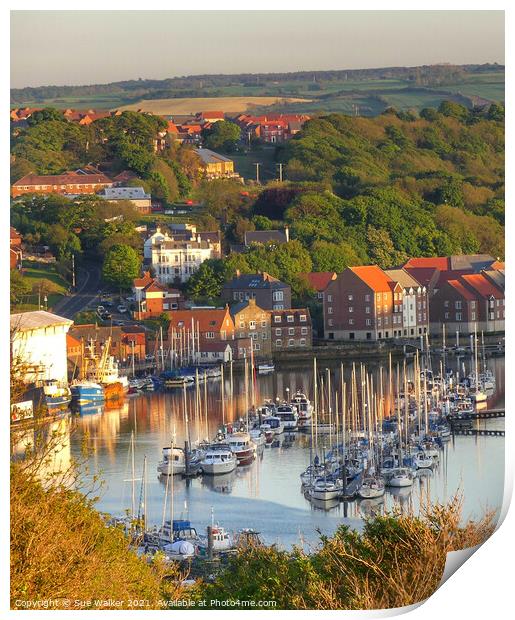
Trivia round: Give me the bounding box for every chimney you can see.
[285,225,289,242]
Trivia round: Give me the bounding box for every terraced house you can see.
[230,298,272,359]
[271,309,312,350]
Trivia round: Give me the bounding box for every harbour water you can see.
[64,355,504,550]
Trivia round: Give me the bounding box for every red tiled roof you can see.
[447,279,476,301]
[143,281,167,293]
[13,172,113,187]
[437,269,473,286]
[299,272,337,292]
[404,257,450,271]
[349,265,394,292]
[404,267,440,288]
[490,260,505,271]
[199,111,224,118]
[460,273,504,298]
[167,307,234,334]
[133,271,154,288]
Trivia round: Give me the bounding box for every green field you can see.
[231,147,278,182]
[12,71,504,116]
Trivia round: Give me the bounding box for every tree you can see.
[311,240,361,272]
[201,120,241,152]
[27,107,65,126]
[102,244,141,290]
[367,226,407,268]
[10,270,31,307]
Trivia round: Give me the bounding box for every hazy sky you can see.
[10,10,504,88]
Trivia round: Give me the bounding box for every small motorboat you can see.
[157,446,186,476]
[200,444,237,475]
[259,423,274,444]
[262,415,284,435]
[226,431,256,466]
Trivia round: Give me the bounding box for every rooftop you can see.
[224,272,288,290]
[193,148,233,165]
[446,279,476,301]
[13,172,113,186]
[349,265,395,292]
[101,186,150,200]
[460,273,504,298]
[299,272,337,292]
[10,310,73,333]
[384,268,424,290]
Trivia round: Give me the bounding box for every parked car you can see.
[126,296,136,303]
[117,305,128,313]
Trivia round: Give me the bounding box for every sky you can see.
[10,10,505,88]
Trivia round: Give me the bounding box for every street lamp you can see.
[44,295,48,311]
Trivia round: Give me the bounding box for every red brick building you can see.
[324,266,404,341]
[10,227,23,270]
[270,308,312,350]
[167,307,236,349]
[132,272,183,320]
[12,172,113,198]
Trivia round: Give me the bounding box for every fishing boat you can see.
[81,337,127,402]
[70,380,105,405]
[249,427,266,448]
[357,475,385,499]
[42,379,71,409]
[200,444,237,475]
[257,362,275,374]
[226,431,256,466]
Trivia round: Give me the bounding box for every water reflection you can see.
[65,356,504,548]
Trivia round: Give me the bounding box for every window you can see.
[233,292,239,301]
[365,294,371,302]
[287,315,294,323]
[496,299,500,307]
[349,306,354,313]
[300,338,306,346]
[455,301,462,310]
[262,332,267,339]
[261,320,267,327]
[328,319,333,326]
[275,328,282,336]
[349,318,354,325]
[276,339,282,346]
[273,304,284,310]
[274,316,281,323]
[239,321,245,328]
[328,307,333,314]
[251,333,258,340]
[206,332,215,339]
[471,312,476,321]
[253,342,260,351]
[301,327,308,335]
[365,306,370,314]
[273,290,284,302]
[288,339,295,347]
[444,312,449,319]
[376,293,381,302]
[489,312,494,320]
[444,300,449,308]
[300,315,307,322]
[366,319,371,326]
[383,293,387,300]
[455,313,462,321]
[383,305,387,313]
[288,328,295,335]
[327,294,332,302]
[249,321,256,330]
[348,294,353,301]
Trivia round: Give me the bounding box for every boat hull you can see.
[71,384,105,405]
[201,460,236,475]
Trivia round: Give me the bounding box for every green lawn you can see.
[232,147,278,182]
[14,261,69,311]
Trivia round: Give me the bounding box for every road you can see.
[52,263,102,319]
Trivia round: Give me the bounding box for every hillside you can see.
[11,63,504,116]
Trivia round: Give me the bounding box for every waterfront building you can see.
[222,271,291,310]
[10,310,73,384]
[429,273,505,335]
[230,298,272,359]
[323,266,404,341]
[270,308,312,350]
[167,307,235,350]
[67,324,147,364]
[384,268,429,338]
[144,226,221,285]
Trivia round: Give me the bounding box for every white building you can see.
[144,226,221,285]
[385,269,429,338]
[10,311,73,385]
[98,186,152,213]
